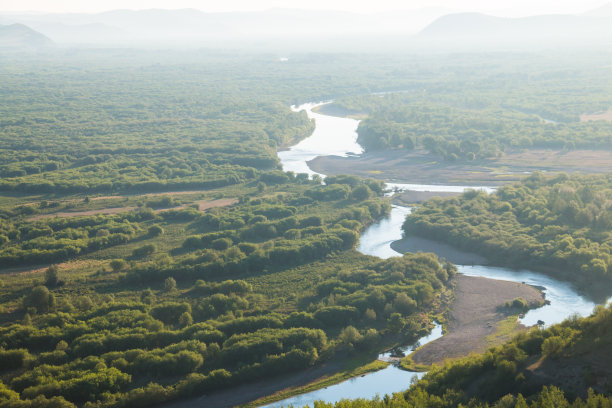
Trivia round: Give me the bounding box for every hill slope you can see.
[0,8,444,46]
[585,2,612,17]
[419,12,612,45]
[0,23,53,49]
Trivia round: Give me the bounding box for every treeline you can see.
[304,386,612,407]
[404,173,612,283]
[356,103,612,161]
[400,304,612,407]
[0,251,453,407]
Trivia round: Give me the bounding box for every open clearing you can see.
[580,110,612,122]
[308,148,612,186]
[192,197,238,211]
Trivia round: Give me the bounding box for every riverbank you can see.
[308,148,612,186]
[162,350,400,408]
[268,101,604,406]
[246,358,388,408]
[393,234,612,304]
[405,274,544,367]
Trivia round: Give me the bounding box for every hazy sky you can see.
[0,0,608,17]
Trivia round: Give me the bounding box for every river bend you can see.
[266,102,602,407]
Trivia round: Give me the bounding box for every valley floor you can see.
[308,148,612,186]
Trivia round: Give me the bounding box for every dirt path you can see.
[411,275,544,365]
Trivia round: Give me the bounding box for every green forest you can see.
[1,48,612,408]
[326,66,612,160]
[403,173,612,287]
[0,51,460,407]
[0,171,459,406]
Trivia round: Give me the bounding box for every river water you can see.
[278,102,363,178]
[267,102,603,408]
[260,324,442,408]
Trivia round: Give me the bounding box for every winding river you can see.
[265,102,604,407]
[278,103,363,178]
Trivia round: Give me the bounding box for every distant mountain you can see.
[3,8,610,50]
[584,2,612,17]
[0,8,448,46]
[25,22,126,45]
[418,12,612,46]
[0,23,53,49]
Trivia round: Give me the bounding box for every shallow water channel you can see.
[266,102,602,407]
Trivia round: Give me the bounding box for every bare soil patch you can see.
[499,149,612,170]
[193,198,238,211]
[410,275,544,366]
[308,149,512,186]
[580,110,612,122]
[392,190,461,205]
[308,148,612,186]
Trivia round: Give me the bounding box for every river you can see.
[278,102,362,178]
[266,102,603,408]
